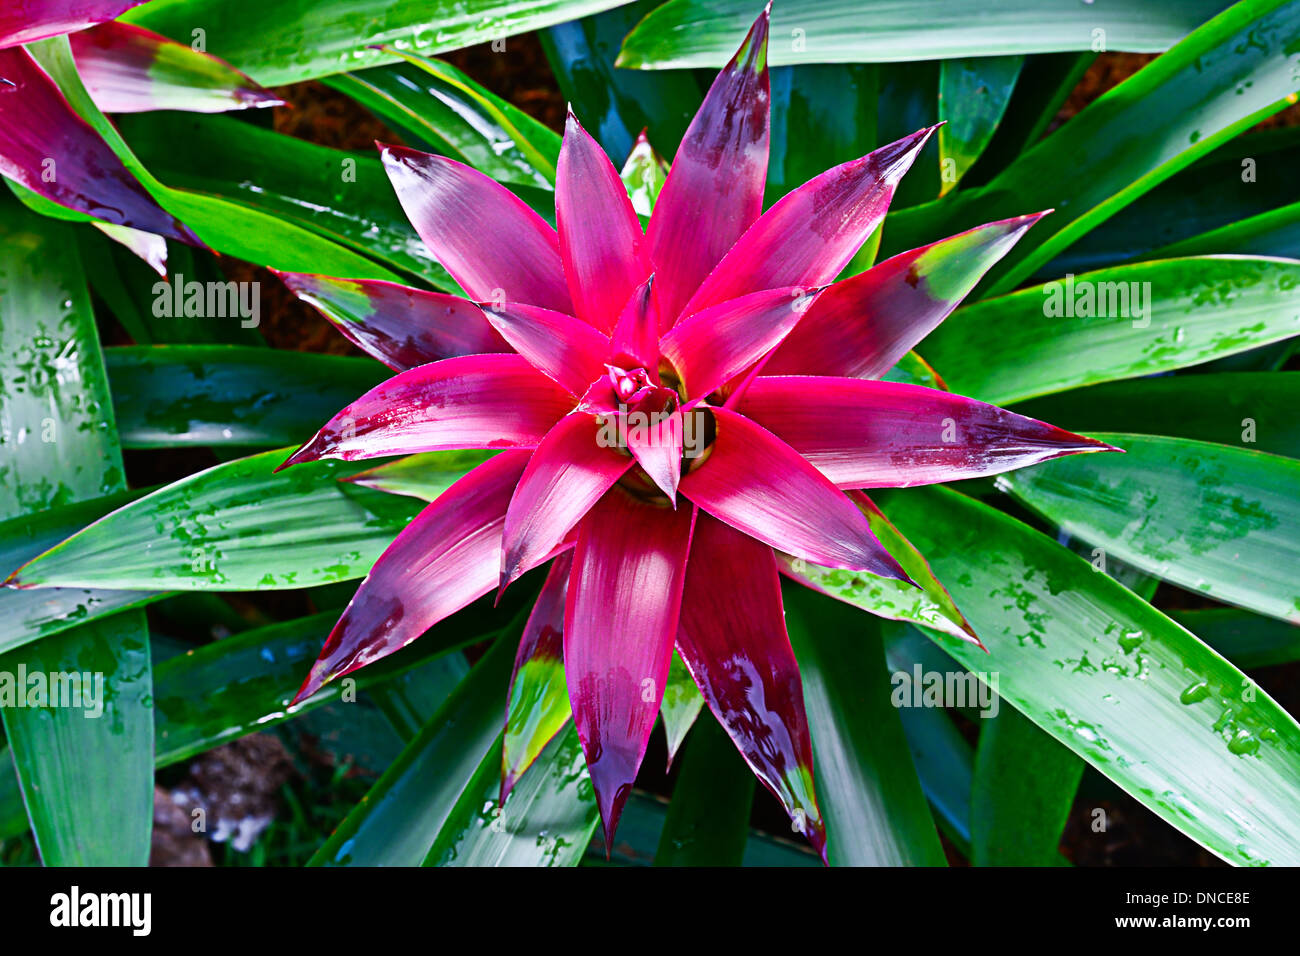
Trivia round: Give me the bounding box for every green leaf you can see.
[115,112,456,288]
[126,0,634,86]
[660,651,705,765]
[971,706,1082,866]
[424,725,597,866]
[153,608,492,767]
[347,452,501,501]
[617,0,1230,68]
[1168,609,1300,670]
[882,0,1300,295]
[1012,373,1300,460]
[937,55,1023,196]
[924,257,1300,406]
[1001,433,1300,624]
[0,492,159,657]
[9,449,434,592]
[781,494,977,644]
[767,63,879,208]
[1041,126,1300,275]
[0,203,152,866]
[654,716,754,866]
[0,611,154,865]
[875,485,1300,866]
[540,0,703,163]
[784,585,947,866]
[105,345,388,449]
[327,59,560,190]
[310,631,515,866]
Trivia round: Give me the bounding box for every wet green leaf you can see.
[105,345,388,449]
[924,257,1300,405]
[1002,433,1300,624]
[618,0,1229,68]
[10,449,431,592]
[938,55,1023,195]
[876,485,1300,866]
[784,585,947,866]
[971,706,1082,866]
[126,0,633,86]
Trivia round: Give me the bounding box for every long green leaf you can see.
[617,0,1230,68]
[126,0,634,86]
[1001,433,1300,624]
[310,631,515,866]
[326,59,560,189]
[971,706,1082,866]
[424,725,598,866]
[105,346,387,449]
[1169,609,1300,670]
[0,203,153,866]
[9,449,432,592]
[924,256,1300,405]
[882,0,1300,295]
[875,485,1300,866]
[937,55,1023,195]
[1013,373,1300,460]
[784,585,947,866]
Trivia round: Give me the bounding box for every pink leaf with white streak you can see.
[766,213,1047,379]
[280,354,574,468]
[645,5,770,326]
[69,21,283,114]
[678,512,826,860]
[681,126,937,316]
[680,407,910,580]
[275,271,509,371]
[292,452,533,702]
[556,109,648,330]
[0,46,198,243]
[380,144,572,312]
[566,488,695,851]
[738,376,1118,488]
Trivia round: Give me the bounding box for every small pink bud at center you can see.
[606,364,651,402]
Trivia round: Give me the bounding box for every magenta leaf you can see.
[380,143,572,312]
[738,376,1118,488]
[682,125,937,316]
[766,213,1047,379]
[609,274,659,370]
[275,271,510,371]
[500,411,633,590]
[480,301,611,396]
[0,46,197,242]
[645,5,770,325]
[556,109,648,331]
[678,512,826,860]
[0,0,145,48]
[660,286,822,400]
[680,407,910,580]
[280,354,574,468]
[565,487,695,851]
[293,452,534,702]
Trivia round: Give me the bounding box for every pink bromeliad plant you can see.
[274,7,1117,858]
